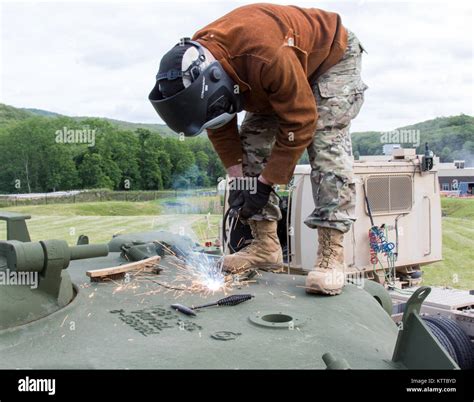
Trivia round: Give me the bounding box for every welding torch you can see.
[171,294,254,316]
[222,178,246,255]
[222,206,240,256]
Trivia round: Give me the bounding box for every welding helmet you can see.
[149,37,243,136]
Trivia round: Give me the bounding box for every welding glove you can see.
[240,179,273,219]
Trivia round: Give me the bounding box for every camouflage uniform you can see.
[240,30,367,233]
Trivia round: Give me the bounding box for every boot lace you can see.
[318,231,337,270]
[240,240,260,255]
[238,222,261,255]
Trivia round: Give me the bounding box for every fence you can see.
[0,188,218,207]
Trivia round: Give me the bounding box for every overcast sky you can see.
[0,0,472,132]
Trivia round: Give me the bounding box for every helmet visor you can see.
[149,61,239,136]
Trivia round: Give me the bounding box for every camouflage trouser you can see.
[240,30,368,232]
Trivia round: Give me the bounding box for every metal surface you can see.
[323,352,351,369]
[291,155,442,272]
[391,287,459,369]
[391,287,474,337]
[365,175,413,214]
[391,286,474,310]
[171,303,197,316]
[0,214,460,369]
[0,239,108,329]
[0,251,402,369]
[248,311,303,329]
[361,279,392,316]
[0,211,32,242]
[108,231,197,254]
[423,195,432,256]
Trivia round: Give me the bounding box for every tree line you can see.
[0,116,225,193]
[0,113,472,194]
[351,114,474,164]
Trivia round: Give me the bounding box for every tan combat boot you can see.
[223,220,283,274]
[305,228,346,296]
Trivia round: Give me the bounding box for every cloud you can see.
[0,0,472,132]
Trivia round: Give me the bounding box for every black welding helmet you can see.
[149,38,243,136]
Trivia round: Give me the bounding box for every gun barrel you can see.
[69,244,108,260]
[0,240,109,272]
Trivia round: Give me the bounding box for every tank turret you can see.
[0,213,108,329]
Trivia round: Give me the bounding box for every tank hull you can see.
[0,253,399,369]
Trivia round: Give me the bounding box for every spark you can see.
[152,241,234,293]
[108,241,253,298]
[59,315,68,328]
[172,251,228,294]
[204,278,224,292]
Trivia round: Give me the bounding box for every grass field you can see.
[1,196,473,289]
[191,214,221,243]
[0,200,220,244]
[423,198,474,290]
[0,201,163,216]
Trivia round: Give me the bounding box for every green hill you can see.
[1,102,473,165]
[24,108,61,117]
[352,114,474,165]
[74,116,175,137]
[0,103,224,194]
[0,103,174,136]
[0,103,35,126]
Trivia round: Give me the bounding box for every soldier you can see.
[149,3,367,296]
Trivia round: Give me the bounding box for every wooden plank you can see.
[86,255,161,279]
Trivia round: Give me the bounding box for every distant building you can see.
[382,143,400,155]
[437,160,474,194]
[358,150,474,195]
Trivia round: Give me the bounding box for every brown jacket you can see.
[193,3,347,184]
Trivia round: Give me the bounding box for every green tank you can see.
[0,211,458,369]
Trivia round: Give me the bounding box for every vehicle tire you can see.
[423,316,474,369]
[423,319,458,365]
